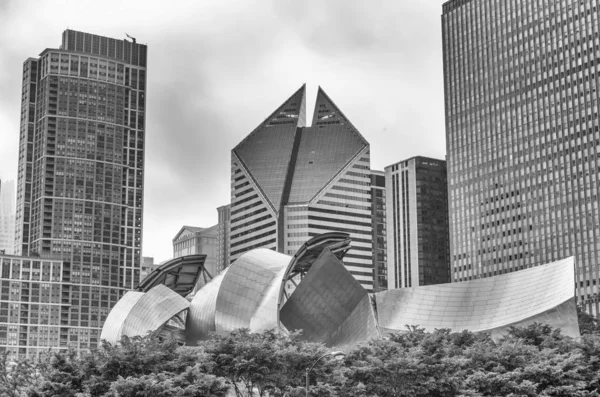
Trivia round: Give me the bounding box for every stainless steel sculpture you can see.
[138,254,211,296]
[101,284,190,344]
[184,233,352,345]
[374,257,579,339]
[102,234,580,346]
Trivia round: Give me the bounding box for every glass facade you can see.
[385,157,450,289]
[0,180,16,255]
[370,171,387,291]
[12,30,147,354]
[443,0,600,312]
[230,86,376,290]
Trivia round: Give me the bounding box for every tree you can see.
[0,351,45,397]
[204,329,340,397]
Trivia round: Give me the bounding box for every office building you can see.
[230,85,375,290]
[172,225,219,277]
[12,29,147,353]
[442,0,600,311]
[0,254,69,358]
[216,204,230,273]
[370,171,387,291]
[0,180,16,255]
[385,157,449,289]
[139,256,158,284]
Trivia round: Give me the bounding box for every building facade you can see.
[230,85,375,290]
[0,254,68,359]
[385,157,450,289]
[139,256,157,284]
[172,225,219,277]
[442,0,600,311]
[216,205,230,273]
[12,30,147,352]
[370,171,387,291]
[0,180,16,255]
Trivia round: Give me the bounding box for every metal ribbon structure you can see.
[101,233,580,346]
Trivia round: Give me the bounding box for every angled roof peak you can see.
[234,84,306,152]
[311,87,368,145]
[233,85,306,210]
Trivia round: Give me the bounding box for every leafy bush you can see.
[3,322,600,397]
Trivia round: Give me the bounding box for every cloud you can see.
[0,0,448,262]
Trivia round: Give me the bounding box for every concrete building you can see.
[442,0,600,312]
[370,171,387,291]
[216,204,230,273]
[172,225,218,278]
[0,180,15,255]
[385,157,449,289]
[12,29,147,352]
[0,254,68,358]
[230,85,375,290]
[139,256,158,284]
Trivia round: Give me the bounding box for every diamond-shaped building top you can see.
[288,87,369,204]
[230,85,373,290]
[233,85,306,210]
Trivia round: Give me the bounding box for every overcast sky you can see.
[0,0,447,263]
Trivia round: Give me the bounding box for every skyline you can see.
[0,0,447,263]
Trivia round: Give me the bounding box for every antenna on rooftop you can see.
[125,33,136,43]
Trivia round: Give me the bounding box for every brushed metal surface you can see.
[376,257,577,337]
[280,248,377,345]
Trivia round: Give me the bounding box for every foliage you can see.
[578,305,600,335]
[205,328,334,397]
[3,322,600,397]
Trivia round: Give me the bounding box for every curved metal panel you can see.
[215,249,289,333]
[120,284,190,339]
[277,232,352,313]
[486,296,580,339]
[100,291,145,344]
[185,267,230,345]
[280,248,377,345]
[375,257,576,337]
[327,294,380,348]
[137,254,208,296]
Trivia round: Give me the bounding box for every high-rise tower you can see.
[385,157,449,289]
[442,0,600,312]
[230,86,375,290]
[10,30,147,353]
[0,180,15,255]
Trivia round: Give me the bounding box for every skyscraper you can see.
[385,157,449,289]
[230,85,375,290]
[11,29,147,352]
[0,180,15,255]
[442,0,600,311]
[370,171,387,291]
[216,204,230,273]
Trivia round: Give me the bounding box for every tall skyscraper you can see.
[11,29,147,352]
[442,0,600,311]
[385,157,450,289]
[230,85,375,290]
[0,180,16,255]
[216,204,230,273]
[370,171,387,291]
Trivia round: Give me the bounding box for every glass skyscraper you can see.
[0,180,16,255]
[385,157,449,289]
[230,85,376,290]
[443,0,600,312]
[7,29,147,355]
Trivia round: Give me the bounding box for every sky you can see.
[0,0,447,263]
